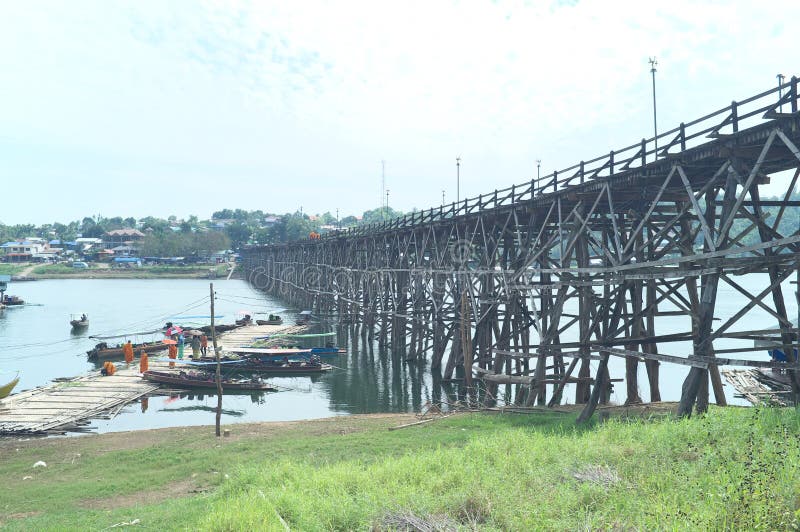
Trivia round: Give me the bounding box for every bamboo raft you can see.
[0,322,308,436]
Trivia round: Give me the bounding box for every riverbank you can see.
[2,406,798,530]
[6,263,237,280]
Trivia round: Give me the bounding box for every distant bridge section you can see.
[244,77,800,421]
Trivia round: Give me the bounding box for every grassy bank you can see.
[1,407,799,530]
[28,263,231,279]
[0,264,25,275]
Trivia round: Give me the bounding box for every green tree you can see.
[224,222,252,249]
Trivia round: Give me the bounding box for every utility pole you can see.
[778,73,786,113]
[456,157,461,203]
[211,282,222,437]
[649,57,659,159]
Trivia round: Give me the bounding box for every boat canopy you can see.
[90,328,165,340]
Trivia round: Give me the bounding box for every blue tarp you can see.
[113,257,142,263]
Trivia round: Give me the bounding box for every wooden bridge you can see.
[242,78,800,421]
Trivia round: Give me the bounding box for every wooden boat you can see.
[226,346,344,359]
[0,375,19,399]
[87,341,168,360]
[256,318,283,325]
[188,356,332,374]
[199,323,241,335]
[295,310,313,325]
[70,315,89,329]
[143,370,278,391]
[235,314,253,326]
[229,358,332,374]
[1,295,24,306]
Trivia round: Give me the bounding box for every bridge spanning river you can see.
[244,78,800,421]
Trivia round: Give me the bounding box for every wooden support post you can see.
[211,282,222,437]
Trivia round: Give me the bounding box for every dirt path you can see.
[16,263,37,277]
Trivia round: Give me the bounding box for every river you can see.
[0,275,791,433]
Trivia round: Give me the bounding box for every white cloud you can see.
[0,0,798,223]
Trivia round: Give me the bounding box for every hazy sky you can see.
[1,0,797,225]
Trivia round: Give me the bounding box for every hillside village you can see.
[0,206,403,266]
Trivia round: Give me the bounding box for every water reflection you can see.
[70,327,89,337]
[318,323,470,415]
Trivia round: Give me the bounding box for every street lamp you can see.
[385,189,390,219]
[381,160,386,210]
[778,74,786,113]
[536,159,541,183]
[456,157,461,203]
[649,57,659,159]
[442,189,445,206]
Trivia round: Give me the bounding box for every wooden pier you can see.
[0,364,161,436]
[0,322,306,436]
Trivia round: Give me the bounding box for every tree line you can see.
[0,206,407,253]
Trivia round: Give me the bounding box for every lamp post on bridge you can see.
[456,157,461,204]
[778,73,786,113]
[385,189,390,219]
[536,159,541,188]
[649,57,659,159]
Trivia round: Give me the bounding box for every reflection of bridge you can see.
[244,78,800,421]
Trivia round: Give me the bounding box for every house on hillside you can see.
[74,237,104,258]
[1,240,47,262]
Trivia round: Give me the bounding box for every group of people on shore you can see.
[164,322,209,361]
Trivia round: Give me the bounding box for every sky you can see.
[0,0,797,225]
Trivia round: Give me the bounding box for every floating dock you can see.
[0,322,306,436]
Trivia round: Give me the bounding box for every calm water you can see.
[0,275,788,433]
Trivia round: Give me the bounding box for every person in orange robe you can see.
[139,351,149,372]
[123,341,134,364]
[168,343,177,368]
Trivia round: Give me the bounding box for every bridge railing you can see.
[271,77,799,244]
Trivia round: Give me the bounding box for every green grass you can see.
[29,263,229,277]
[31,263,77,274]
[1,408,799,530]
[0,264,25,275]
[198,407,800,530]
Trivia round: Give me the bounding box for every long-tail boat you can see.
[225,346,344,359]
[0,374,19,399]
[142,370,278,391]
[185,357,332,374]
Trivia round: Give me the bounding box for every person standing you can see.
[123,341,134,364]
[200,334,208,356]
[191,334,201,360]
[177,334,185,360]
[168,343,177,368]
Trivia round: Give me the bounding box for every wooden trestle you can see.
[243,78,800,421]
